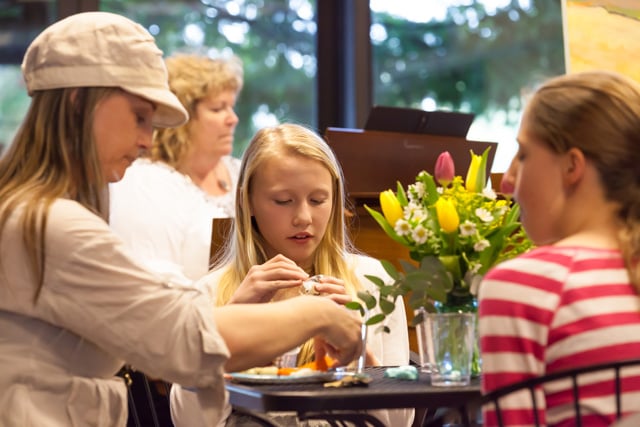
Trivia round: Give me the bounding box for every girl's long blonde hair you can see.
[216,123,361,302]
[214,123,362,363]
[0,87,116,301]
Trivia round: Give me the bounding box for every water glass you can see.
[415,307,434,373]
[428,312,475,386]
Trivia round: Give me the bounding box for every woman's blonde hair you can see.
[151,54,243,167]
[525,70,640,289]
[0,87,117,300]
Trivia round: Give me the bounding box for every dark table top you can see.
[226,366,481,413]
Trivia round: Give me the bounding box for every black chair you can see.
[425,358,640,427]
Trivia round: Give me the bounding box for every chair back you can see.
[484,358,640,427]
[426,358,640,427]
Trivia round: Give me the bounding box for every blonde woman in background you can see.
[171,123,413,427]
[110,54,243,283]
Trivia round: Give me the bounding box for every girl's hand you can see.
[307,275,351,305]
[229,254,307,304]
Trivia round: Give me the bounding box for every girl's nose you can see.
[500,161,516,195]
[293,203,312,226]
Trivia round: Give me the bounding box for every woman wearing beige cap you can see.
[0,12,362,427]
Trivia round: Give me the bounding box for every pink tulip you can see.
[435,151,455,187]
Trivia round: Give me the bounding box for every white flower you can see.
[475,207,494,223]
[482,187,497,200]
[404,202,421,220]
[495,205,508,216]
[394,219,412,237]
[411,224,431,244]
[411,206,428,223]
[459,220,476,237]
[474,239,490,252]
[409,182,426,201]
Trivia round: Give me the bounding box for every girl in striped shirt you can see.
[479,70,640,427]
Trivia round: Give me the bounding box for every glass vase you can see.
[434,292,481,377]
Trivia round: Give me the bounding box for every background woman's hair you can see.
[0,87,117,300]
[525,70,640,288]
[151,54,244,167]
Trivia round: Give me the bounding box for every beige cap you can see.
[22,12,188,128]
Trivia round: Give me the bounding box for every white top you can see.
[0,198,229,427]
[170,253,413,427]
[109,157,241,283]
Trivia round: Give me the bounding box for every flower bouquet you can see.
[348,147,532,328]
[347,147,532,376]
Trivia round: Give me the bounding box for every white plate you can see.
[228,371,336,385]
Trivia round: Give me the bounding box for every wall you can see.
[565,0,640,83]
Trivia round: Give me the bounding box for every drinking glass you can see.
[428,312,475,386]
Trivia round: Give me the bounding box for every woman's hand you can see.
[312,306,363,367]
[229,254,307,304]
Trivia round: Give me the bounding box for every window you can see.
[370,0,566,171]
[0,0,57,152]
[0,0,567,167]
[101,0,317,157]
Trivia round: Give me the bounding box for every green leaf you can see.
[379,298,397,315]
[364,273,386,288]
[364,205,408,246]
[396,181,408,205]
[356,291,377,310]
[365,313,386,325]
[380,259,401,279]
[399,259,418,273]
[422,172,440,205]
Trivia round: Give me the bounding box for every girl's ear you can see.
[563,147,586,186]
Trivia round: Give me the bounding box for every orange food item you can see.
[276,367,298,376]
[276,355,335,376]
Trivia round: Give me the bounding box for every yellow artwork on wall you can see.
[565,0,640,83]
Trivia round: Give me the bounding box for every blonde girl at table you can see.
[171,123,413,427]
[479,70,640,426]
[0,13,364,427]
[110,53,243,283]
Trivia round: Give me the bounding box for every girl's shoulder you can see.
[346,253,390,279]
[496,245,622,271]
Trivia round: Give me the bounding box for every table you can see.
[226,366,481,426]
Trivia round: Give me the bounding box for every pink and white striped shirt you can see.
[479,246,640,427]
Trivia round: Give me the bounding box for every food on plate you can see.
[238,355,336,377]
[242,366,278,376]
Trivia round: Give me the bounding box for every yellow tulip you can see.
[379,190,403,226]
[435,198,459,233]
[465,148,489,193]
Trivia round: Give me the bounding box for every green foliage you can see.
[1,1,565,164]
